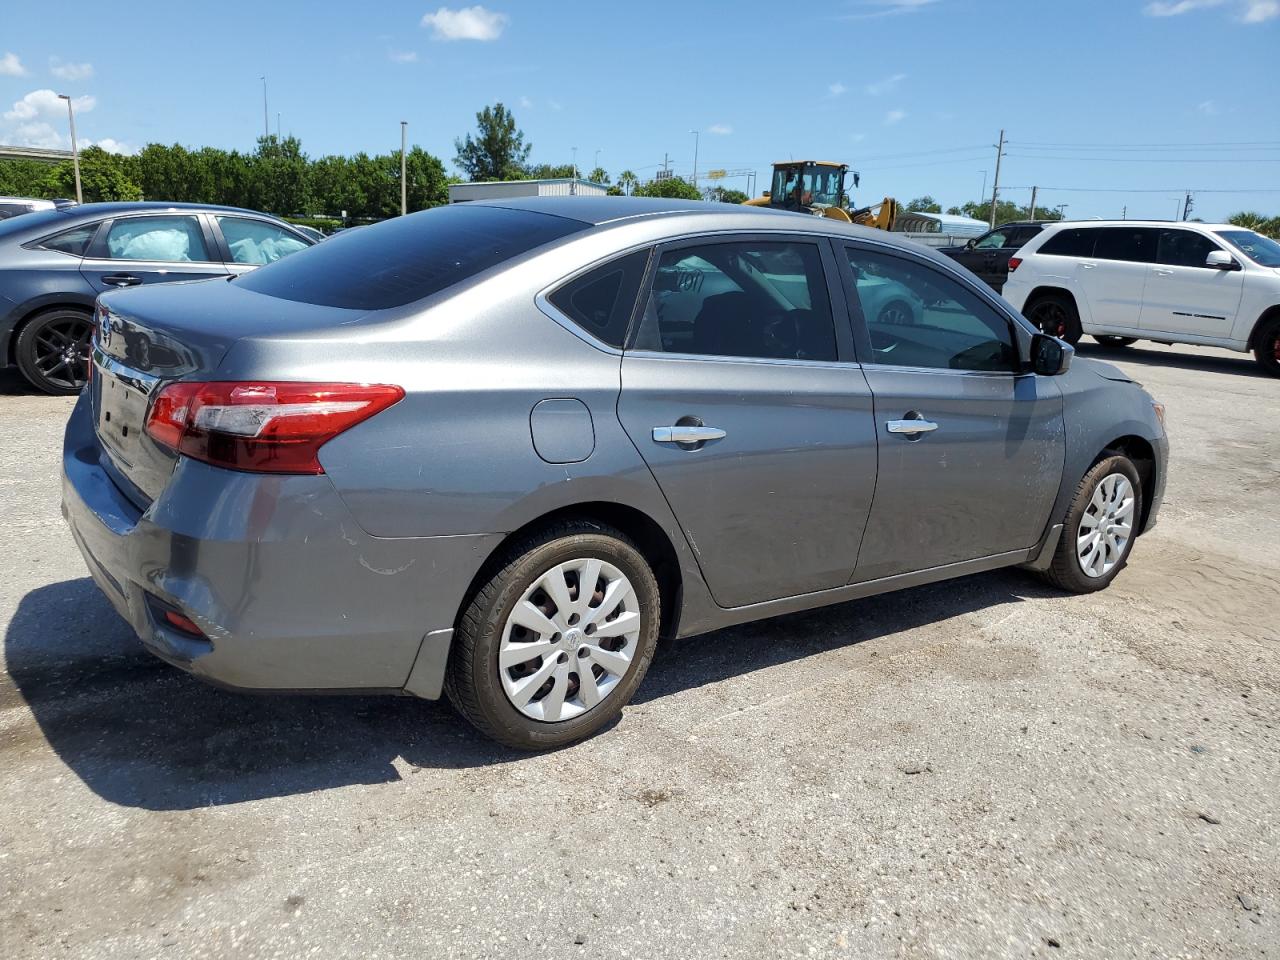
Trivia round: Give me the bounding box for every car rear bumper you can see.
[60,392,500,698]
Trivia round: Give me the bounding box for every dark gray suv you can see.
[0,202,312,394]
[61,198,1169,749]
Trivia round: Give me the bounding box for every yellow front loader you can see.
[744,160,898,230]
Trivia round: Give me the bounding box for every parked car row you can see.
[0,202,315,393]
[61,197,1168,748]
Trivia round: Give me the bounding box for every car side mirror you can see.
[1205,250,1240,270]
[1030,333,1073,376]
[965,238,977,250]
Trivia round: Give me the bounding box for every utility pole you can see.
[56,94,82,204]
[689,129,700,191]
[1028,185,1038,221]
[593,148,601,176]
[1182,191,1194,221]
[570,146,578,195]
[259,76,269,140]
[277,112,281,139]
[400,121,408,216]
[1122,205,1127,220]
[989,129,1005,229]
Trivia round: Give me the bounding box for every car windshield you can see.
[1218,229,1280,268]
[770,166,843,207]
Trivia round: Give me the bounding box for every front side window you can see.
[39,223,98,256]
[217,216,310,265]
[847,247,1017,372]
[1092,227,1158,263]
[1155,229,1223,268]
[632,240,836,362]
[548,250,649,348]
[103,215,210,262]
[1218,229,1280,268]
[974,229,1013,250]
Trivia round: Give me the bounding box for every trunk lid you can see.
[90,277,368,505]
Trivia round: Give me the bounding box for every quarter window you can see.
[1039,227,1095,258]
[39,223,98,256]
[103,215,210,262]
[1155,229,1222,268]
[1092,227,1158,263]
[217,216,310,265]
[548,250,649,348]
[632,241,837,362]
[846,247,1018,373]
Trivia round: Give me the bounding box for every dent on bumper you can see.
[61,393,500,697]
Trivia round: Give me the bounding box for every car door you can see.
[838,242,1065,582]
[78,213,229,293]
[210,214,313,275]
[1074,226,1157,333]
[1139,227,1245,339]
[616,234,878,608]
[954,227,1015,290]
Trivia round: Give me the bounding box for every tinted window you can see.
[0,202,36,220]
[1156,229,1222,268]
[103,215,210,262]
[974,229,1014,250]
[1010,225,1043,246]
[632,240,836,362]
[236,205,588,310]
[548,250,649,348]
[1039,228,1095,258]
[846,247,1017,372]
[217,216,310,265]
[1093,227,1157,263]
[1219,229,1280,268]
[39,223,98,256]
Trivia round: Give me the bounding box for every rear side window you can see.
[1093,227,1157,263]
[39,223,98,256]
[1039,228,1095,258]
[236,205,588,310]
[548,250,649,348]
[1156,229,1222,268]
[103,215,211,262]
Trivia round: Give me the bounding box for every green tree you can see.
[44,146,142,202]
[904,195,942,214]
[0,158,59,198]
[634,176,701,200]
[524,163,576,179]
[453,103,530,181]
[953,199,1062,226]
[247,135,309,215]
[1228,211,1273,235]
[705,185,749,204]
[587,166,610,185]
[403,146,449,212]
[617,170,639,196]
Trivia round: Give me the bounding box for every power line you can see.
[1013,139,1280,149]
[1005,153,1280,163]
[1001,184,1280,194]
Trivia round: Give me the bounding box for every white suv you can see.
[1002,221,1280,376]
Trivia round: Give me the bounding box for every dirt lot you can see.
[1,342,1276,960]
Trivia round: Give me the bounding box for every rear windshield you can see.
[235,205,589,309]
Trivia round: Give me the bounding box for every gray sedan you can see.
[61,197,1169,749]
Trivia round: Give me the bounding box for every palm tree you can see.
[587,166,610,185]
[1228,211,1268,231]
[618,170,639,196]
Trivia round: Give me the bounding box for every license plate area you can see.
[95,366,151,469]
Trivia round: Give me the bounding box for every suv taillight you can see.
[1007,256,1022,272]
[145,381,404,475]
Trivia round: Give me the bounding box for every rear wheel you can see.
[15,308,93,395]
[1041,454,1142,594]
[1027,292,1082,346]
[1094,335,1137,348]
[1252,318,1280,377]
[445,521,661,750]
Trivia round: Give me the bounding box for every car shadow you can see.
[0,369,42,396]
[1076,341,1266,378]
[5,571,1054,810]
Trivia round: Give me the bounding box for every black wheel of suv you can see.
[15,308,93,395]
[445,520,661,750]
[1041,453,1142,594]
[1252,319,1280,378]
[1027,293,1082,346]
[1094,335,1137,348]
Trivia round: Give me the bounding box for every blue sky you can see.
[2,0,1278,220]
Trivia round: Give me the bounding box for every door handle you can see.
[102,274,142,287]
[886,418,939,436]
[1153,268,1174,276]
[652,425,727,444]
[1079,262,1097,270]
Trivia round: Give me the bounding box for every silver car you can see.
[61,197,1169,749]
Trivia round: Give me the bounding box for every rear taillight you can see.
[144,381,404,475]
[1007,256,1022,272]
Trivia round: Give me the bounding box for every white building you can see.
[448,178,609,203]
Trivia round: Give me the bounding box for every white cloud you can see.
[388,49,418,62]
[0,51,26,76]
[518,95,533,108]
[89,138,136,155]
[50,58,94,80]
[4,88,95,122]
[1144,0,1277,19]
[1242,0,1279,19]
[1197,99,1220,115]
[3,89,97,149]
[420,6,508,40]
[843,0,941,19]
[1144,0,1224,14]
[884,109,907,125]
[865,72,907,96]
[828,81,847,96]
[708,123,732,135]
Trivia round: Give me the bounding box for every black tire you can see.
[444,520,661,750]
[1252,318,1280,378]
[1026,292,1082,346]
[1094,335,1137,348]
[877,299,913,326]
[1041,454,1142,594]
[15,307,93,395]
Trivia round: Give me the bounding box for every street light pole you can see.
[689,129,699,191]
[259,76,268,140]
[593,148,601,176]
[56,94,82,205]
[400,121,408,216]
[570,146,578,195]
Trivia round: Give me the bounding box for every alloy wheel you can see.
[31,316,93,391]
[1035,302,1068,339]
[1076,473,1135,578]
[878,301,911,326]
[498,557,642,722]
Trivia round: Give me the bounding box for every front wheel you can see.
[15,308,93,395]
[1253,319,1280,377]
[445,521,661,750]
[1041,454,1142,593]
[1027,293,1082,346]
[1094,335,1137,348]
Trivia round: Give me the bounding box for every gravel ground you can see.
[0,342,1276,960]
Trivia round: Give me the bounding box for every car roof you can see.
[1037,219,1239,230]
[57,200,285,218]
